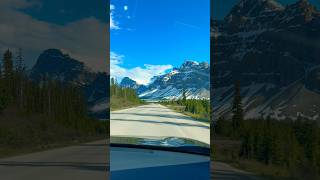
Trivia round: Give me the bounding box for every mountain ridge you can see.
[211,0,320,120]
[30,49,108,119]
[120,60,210,100]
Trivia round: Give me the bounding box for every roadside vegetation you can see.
[0,49,106,158]
[160,90,210,123]
[110,78,144,111]
[213,81,320,180]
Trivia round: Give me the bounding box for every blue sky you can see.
[110,0,210,85]
[0,0,107,72]
[212,0,320,20]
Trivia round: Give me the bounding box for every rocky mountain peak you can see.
[287,0,317,20]
[223,0,284,34]
[119,77,147,94]
[36,49,82,66]
[211,0,320,120]
[226,0,283,20]
[120,77,139,88]
[199,62,209,69]
[179,61,209,72]
[30,49,95,85]
[137,61,210,100]
[181,60,199,68]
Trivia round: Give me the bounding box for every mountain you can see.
[120,77,147,94]
[30,49,108,119]
[30,49,96,84]
[211,0,320,120]
[85,72,109,119]
[120,61,210,100]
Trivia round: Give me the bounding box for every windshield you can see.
[109,0,210,152]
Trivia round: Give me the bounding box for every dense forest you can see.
[213,81,320,179]
[0,49,106,156]
[110,77,143,110]
[161,91,210,122]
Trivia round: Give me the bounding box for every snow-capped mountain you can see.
[120,61,210,100]
[30,49,108,119]
[120,77,147,94]
[211,0,320,120]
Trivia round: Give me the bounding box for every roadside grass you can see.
[233,160,296,180]
[0,106,107,159]
[163,104,210,124]
[0,136,106,159]
[212,136,298,180]
[110,96,146,111]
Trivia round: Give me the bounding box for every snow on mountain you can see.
[119,77,147,94]
[211,0,320,120]
[120,61,210,100]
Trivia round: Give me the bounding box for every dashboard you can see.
[110,146,210,180]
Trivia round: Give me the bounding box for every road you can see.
[0,140,108,180]
[211,161,264,180]
[110,103,210,144]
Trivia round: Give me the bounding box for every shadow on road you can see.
[211,162,265,180]
[112,118,209,129]
[112,112,207,123]
[75,143,107,147]
[0,161,108,172]
[212,169,261,180]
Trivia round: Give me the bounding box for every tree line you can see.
[161,90,210,120]
[0,49,106,149]
[214,81,320,179]
[110,77,143,110]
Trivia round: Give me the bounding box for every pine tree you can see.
[3,50,13,82]
[15,48,25,109]
[0,85,10,113]
[0,59,2,79]
[232,80,244,136]
[15,48,25,74]
[182,88,187,104]
[0,50,13,112]
[3,49,14,98]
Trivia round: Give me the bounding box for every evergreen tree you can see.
[0,50,13,107]
[0,58,2,78]
[15,48,25,74]
[0,85,11,113]
[15,48,25,109]
[3,50,13,82]
[182,88,187,104]
[232,80,244,136]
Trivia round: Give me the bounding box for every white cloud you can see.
[0,0,108,72]
[110,4,115,10]
[124,5,128,11]
[110,4,119,30]
[110,52,172,85]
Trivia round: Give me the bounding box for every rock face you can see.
[30,49,95,84]
[120,77,147,94]
[211,0,320,120]
[30,49,108,119]
[120,61,210,100]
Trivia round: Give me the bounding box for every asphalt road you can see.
[211,161,264,180]
[0,140,108,180]
[110,103,210,144]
